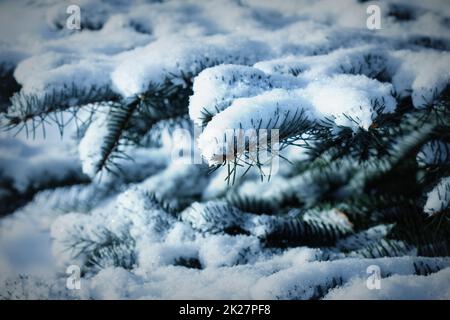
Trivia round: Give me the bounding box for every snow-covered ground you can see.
[1,0,450,299]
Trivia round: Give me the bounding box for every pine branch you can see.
[259,208,354,247]
[64,226,136,273]
[0,62,20,114]
[182,201,354,247]
[94,98,140,175]
[3,85,118,135]
[339,106,449,197]
[336,224,394,251]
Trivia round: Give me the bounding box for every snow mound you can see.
[196,74,396,165]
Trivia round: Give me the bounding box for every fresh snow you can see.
[189,64,305,126]
[112,35,271,97]
[325,267,450,300]
[0,137,81,193]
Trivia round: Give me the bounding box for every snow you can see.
[2,187,450,299]
[50,211,103,268]
[6,253,446,299]
[196,74,396,165]
[250,256,450,299]
[198,234,261,268]
[135,160,210,209]
[108,187,176,274]
[111,35,271,97]
[44,14,152,55]
[1,0,450,300]
[424,176,450,216]
[325,267,450,300]
[196,88,313,165]
[254,45,390,80]
[336,225,394,251]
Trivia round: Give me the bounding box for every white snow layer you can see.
[2,186,449,299]
[1,0,450,300]
[424,176,450,216]
[196,74,396,164]
[0,137,81,193]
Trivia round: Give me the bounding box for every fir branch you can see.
[3,85,119,136]
[87,74,195,175]
[348,239,414,259]
[225,192,279,215]
[217,107,314,184]
[94,98,140,175]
